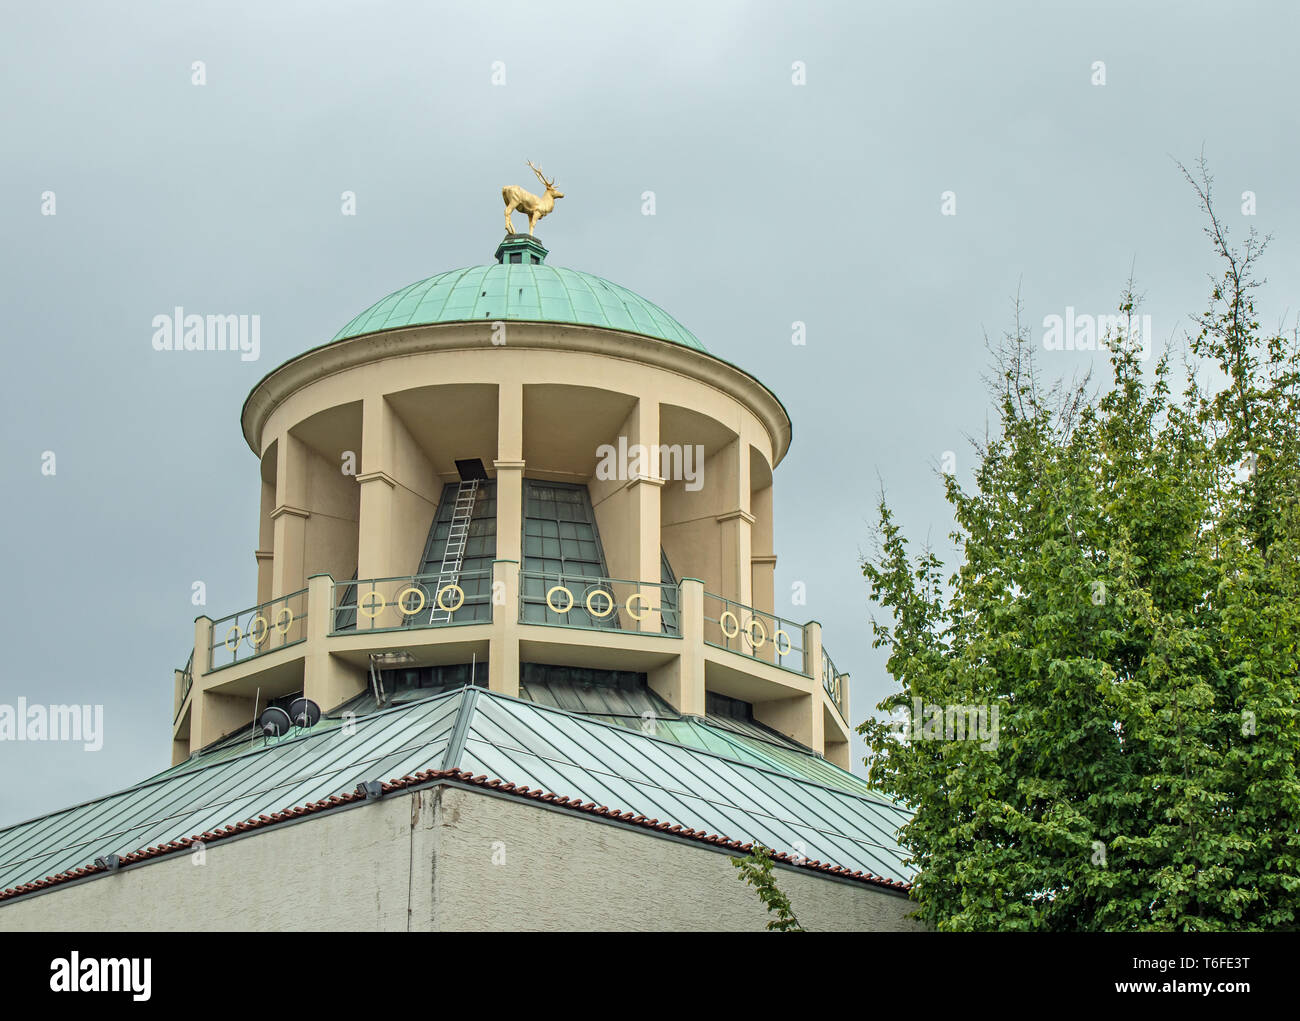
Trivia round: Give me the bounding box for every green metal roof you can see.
[516,673,877,796]
[0,687,913,897]
[332,264,707,351]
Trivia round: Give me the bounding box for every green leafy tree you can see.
[730,843,805,931]
[859,159,1300,931]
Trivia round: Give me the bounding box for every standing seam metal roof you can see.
[0,688,913,898]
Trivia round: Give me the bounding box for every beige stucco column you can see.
[751,554,776,606]
[489,559,520,697]
[495,380,524,563]
[271,433,310,599]
[303,573,365,710]
[750,553,778,664]
[629,473,666,631]
[716,509,754,608]
[254,551,274,605]
[189,613,213,686]
[356,393,398,582]
[715,432,753,609]
[192,615,213,678]
[749,451,776,608]
[630,397,664,630]
[649,577,705,717]
[588,397,666,630]
[256,478,275,604]
[494,462,525,564]
[354,395,402,629]
[750,470,776,618]
[189,614,253,753]
[806,619,824,695]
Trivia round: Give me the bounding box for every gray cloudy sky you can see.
[2,0,1297,827]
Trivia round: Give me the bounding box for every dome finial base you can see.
[495,234,549,265]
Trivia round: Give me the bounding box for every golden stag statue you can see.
[502,161,564,236]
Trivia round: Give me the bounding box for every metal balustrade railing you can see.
[209,588,309,670]
[330,569,493,633]
[701,592,809,675]
[174,650,194,724]
[822,647,847,716]
[519,571,679,635]
[195,574,848,721]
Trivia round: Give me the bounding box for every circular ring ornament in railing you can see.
[774,629,792,656]
[396,586,426,616]
[436,584,465,612]
[224,625,242,652]
[274,606,294,635]
[248,615,269,648]
[546,585,574,614]
[719,610,740,639]
[745,618,767,650]
[359,591,386,619]
[626,592,650,621]
[586,588,615,618]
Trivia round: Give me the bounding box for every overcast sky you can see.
[2,0,1297,827]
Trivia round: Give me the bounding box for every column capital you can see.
[270,504,311,521]
[355,469,397,488]
[492,459,526,473]
[715,509,755,526]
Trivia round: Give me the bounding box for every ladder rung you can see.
[428,479,480,624]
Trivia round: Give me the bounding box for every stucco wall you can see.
[430,786,921,931]
[0,793,418,932]
[0,784,920,932]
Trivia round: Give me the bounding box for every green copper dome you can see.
[333,241,705,351]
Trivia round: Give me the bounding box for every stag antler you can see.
[527,160,555,190]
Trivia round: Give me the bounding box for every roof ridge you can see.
[442,685,480,770]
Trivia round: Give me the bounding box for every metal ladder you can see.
[429,479,479,624]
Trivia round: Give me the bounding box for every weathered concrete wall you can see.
[0,784,920,932]
[429,786,921,931]
[0,794,420,932]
